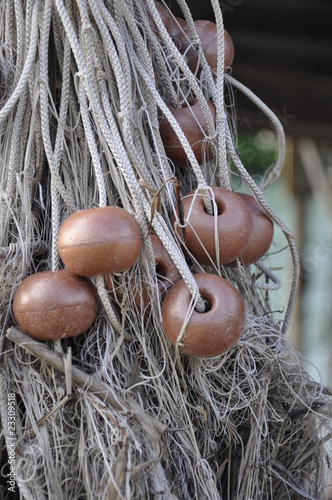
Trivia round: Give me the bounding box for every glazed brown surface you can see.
[172,19,234,73]
[174,187,253,265]
[233,193,274,266]
[58,207,143,277]
[161,273,245,357]
[13,270,98,340]
[159,97,216,167]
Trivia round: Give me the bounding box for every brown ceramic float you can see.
[173,187,253,265]
[161,273,245,357]
[159,97,216,167]
[172,19,234,74]
[13,269,98,341]
[58,207,142,277]
[230,193,274,266]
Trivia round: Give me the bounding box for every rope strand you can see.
[0,2,329,499]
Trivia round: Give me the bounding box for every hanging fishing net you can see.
[0,0,331,498]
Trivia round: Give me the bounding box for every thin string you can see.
[90,0,157,192]
[4,1,15,61]
[95,275,133,341]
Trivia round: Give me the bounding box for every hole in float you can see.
[155,262,166,277]
[203,199,223,216]
[194,298,211,313]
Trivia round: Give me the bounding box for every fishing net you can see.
[0,0,331,498]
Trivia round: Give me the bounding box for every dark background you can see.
[168,0,332,139]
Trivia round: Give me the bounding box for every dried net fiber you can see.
[0,0,331,498]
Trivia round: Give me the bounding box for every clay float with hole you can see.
[161,273,245,357]
[174,187,253,265]
[58,207,143,277]
[230,193,274,266]
[159,97,216,167]
[172,19,234,74]
[13,270,98,340]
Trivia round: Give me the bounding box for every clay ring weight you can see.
[161,273,246,357]
[173,187,253,266]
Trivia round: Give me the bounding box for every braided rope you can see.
[254,260,281,291]
[1,3,329,500]
[0,0,40,122]
[13,0,26,81]
[225,120,300,333]
[40,0,62,271]
[210,0,231,190]
[143,0,216,137]
[55,0,207,309]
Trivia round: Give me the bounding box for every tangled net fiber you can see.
[0,0,331,498]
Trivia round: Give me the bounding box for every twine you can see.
[0,1,331,499]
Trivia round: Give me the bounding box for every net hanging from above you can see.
[0,0,331,499]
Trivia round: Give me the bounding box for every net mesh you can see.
[0,0,331,498]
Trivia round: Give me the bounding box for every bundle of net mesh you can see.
[0,0,331,498]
